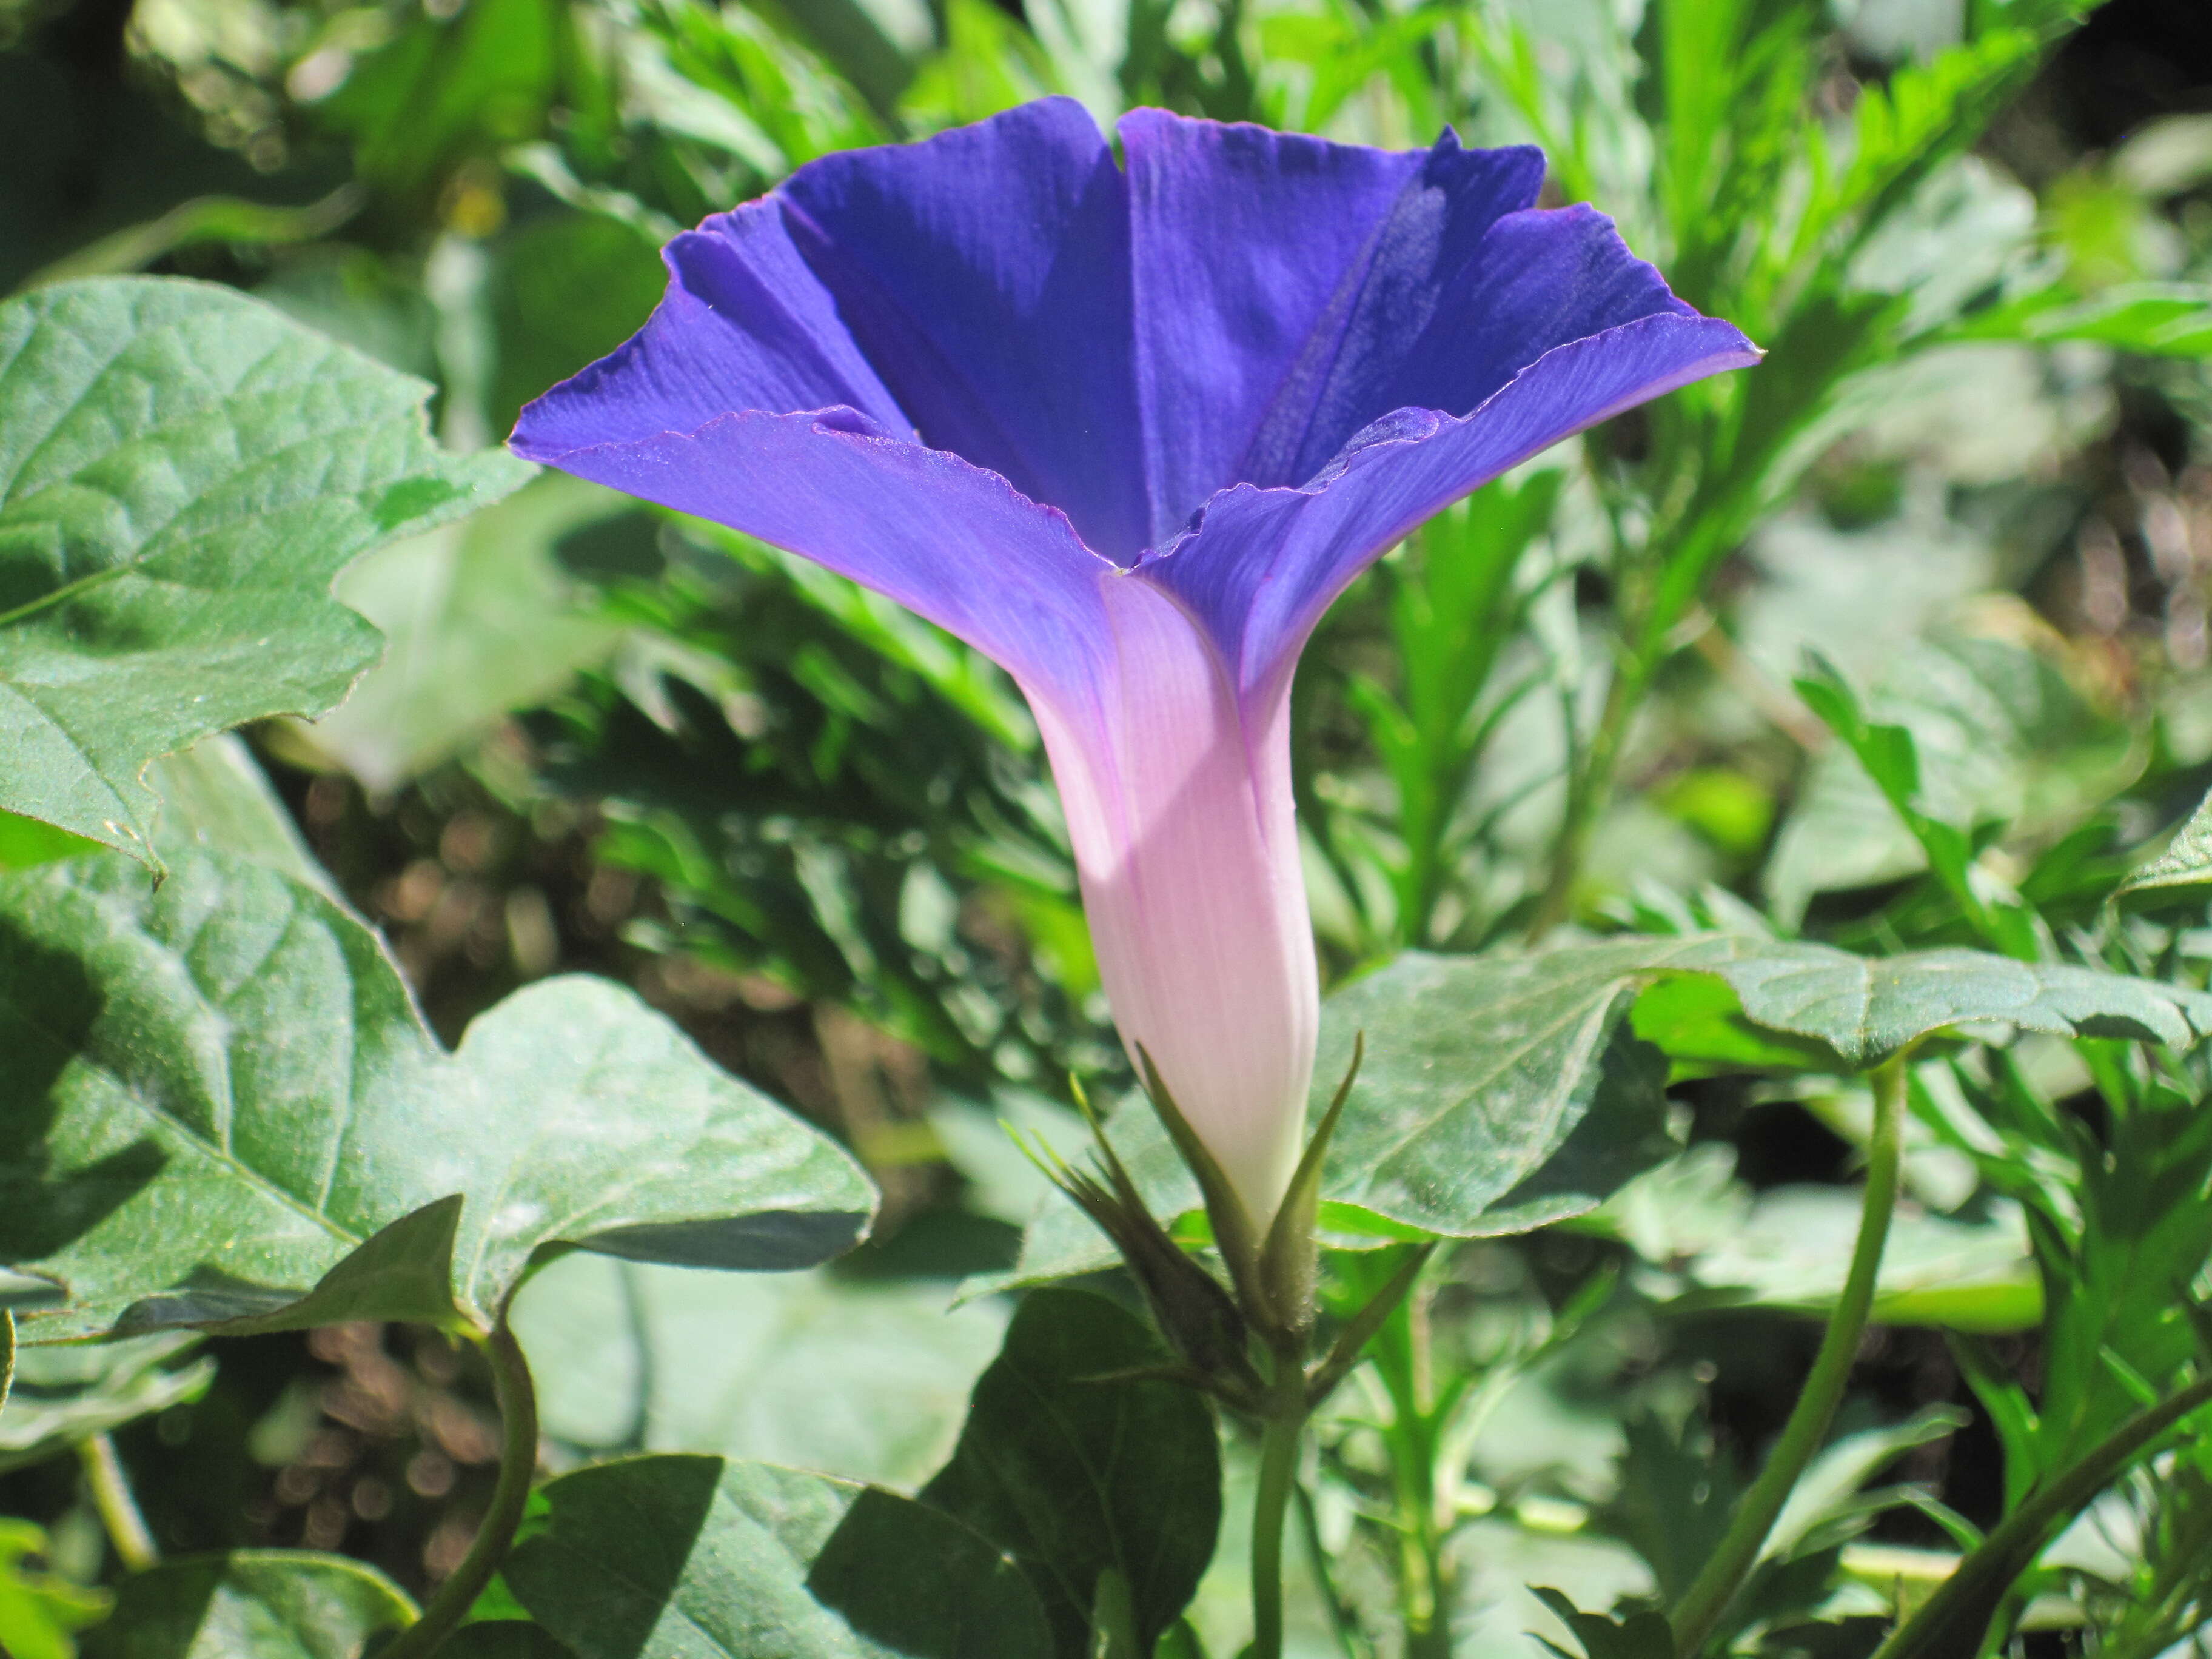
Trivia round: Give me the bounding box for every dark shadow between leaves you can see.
[503,1454,725,1659]
[808,1487,1053,1659]
[583,1208,873,1273]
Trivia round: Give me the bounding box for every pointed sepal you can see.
[1259,1033,1363,1342]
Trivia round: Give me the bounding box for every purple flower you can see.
[511,98,1758,1224]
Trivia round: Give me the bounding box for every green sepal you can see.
[1305,1241,1436,1407]
[1258,1034,1363,1343]
[1133,1049,1274,1330]
[1005,1109,1259,1404]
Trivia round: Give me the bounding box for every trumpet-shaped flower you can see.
[511,98,1758,1224]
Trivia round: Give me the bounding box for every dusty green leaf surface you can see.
[0,276,532,859]
[1004,935,2208,1273]
[513,1253,1006,1486]
[921,1289,1219,1659]
[504,1455,1053,1659]
[79,1551,413,1659]
[0,850,875,1342]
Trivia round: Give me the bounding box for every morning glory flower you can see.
[511,98,1758,1225]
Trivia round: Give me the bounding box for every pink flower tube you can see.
[509,99,1757,1222]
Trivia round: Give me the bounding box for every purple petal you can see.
[1122,110,1544,543]
[512,406,1114,714]
[1141,311,1762,714]
[776,98,1150,563]
[510,199,908,456]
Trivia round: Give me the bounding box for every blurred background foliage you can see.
[5,0,2212,1654]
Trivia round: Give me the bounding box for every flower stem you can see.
[1869,1370,2212,1659]
[1669,1053,1910,1656]
[79,1432,158,1572]
[381,1319,540,1659]
[1251,1355,1309,1659]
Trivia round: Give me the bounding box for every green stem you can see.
[1251,1358,1309,1659]
[1670,1054,1910,1656]
[79,1432,158,1572]
[1869,1371,2212,1659]
[381,1320,540,1659]
[1296,1482,1373,1659]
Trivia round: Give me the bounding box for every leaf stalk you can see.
[379,1316,540,1659]
[1669,1050,1911,1655]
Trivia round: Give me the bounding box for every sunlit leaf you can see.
[0,851,874,1342]
[0,278,531,861]
[503,1455,1052,1659]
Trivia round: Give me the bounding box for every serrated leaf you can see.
[78,1552,412,1659]
[920,1289,1218,1659]
[0,850,874,1342]
[503,1455,1053,1659]
[2118,785,2212,903]
[0,277,533,860]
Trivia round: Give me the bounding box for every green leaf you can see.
[1526,1588,1675,1659]
[79,1552,412,1659]
[2117,785,2212,903]
[0,1520,112,1659]
[317,0,574,203]
[488,215,668,441]
[1767,634,2128,928]
[1685,1186,2042,1333]
[0,278,533,860]
[0,850,875,1342]
[142,736,336,896]
[0,813,99,873]
[0,1332,213,1474]
[511,1252,1007,1486]
[1311,950,1680,1239]
[297,475,629,790]
[1945,281,2212,357]
[502,1455,1053,1659]
[1002,936,2208,1271]
[920,1288,1219,1659]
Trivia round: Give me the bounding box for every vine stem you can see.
[1869,1370,2212,1659]
[381,1319,540,1659]
[1250,1350,1310,1659]
[79,1432,158,1572]
[1670,1053,1910,1656]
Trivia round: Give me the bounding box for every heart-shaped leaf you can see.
[79,1552,413,1659]
[920,1288,1219,1659]
[502,1455,1052,1659]
[0,277,533,861]
[0,850,874,1342]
